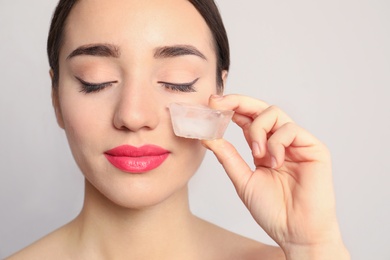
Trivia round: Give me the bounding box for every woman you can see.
[7,0,349,259]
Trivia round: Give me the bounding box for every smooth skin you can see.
[203,95,350,259]
[7,0,349,259]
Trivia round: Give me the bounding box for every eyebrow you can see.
[67,44,120,60]
[66,43,207,61]
[154,45,207,61]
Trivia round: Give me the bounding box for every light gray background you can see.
[0,1,389,259]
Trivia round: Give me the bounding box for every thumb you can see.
[202,138,253,196]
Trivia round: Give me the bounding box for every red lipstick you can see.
[104,145,170,173]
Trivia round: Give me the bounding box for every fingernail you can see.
[271,157,278,169]
[210,94,223,101]
[252,141,261,156]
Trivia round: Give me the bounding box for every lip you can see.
[104,145,170,173]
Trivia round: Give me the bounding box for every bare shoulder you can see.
[5,224,72,260]
[194,217,286,260]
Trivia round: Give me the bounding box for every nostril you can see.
[112,97,160,132]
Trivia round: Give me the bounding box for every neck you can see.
[70,179,198,259]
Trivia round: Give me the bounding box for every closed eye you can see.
[158,78,198,93]
[76,76,118,94]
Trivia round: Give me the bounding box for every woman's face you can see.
[54,0,222,208]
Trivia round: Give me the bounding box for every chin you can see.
[82,168,191,211]
[108,186,188,210]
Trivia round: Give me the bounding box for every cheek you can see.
[59,92,111,157]
[173,136,207,181]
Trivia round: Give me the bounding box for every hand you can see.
[202,94,349,259]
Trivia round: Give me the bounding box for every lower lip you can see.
[104,153,169,173]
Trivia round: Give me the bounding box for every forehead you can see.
[62,0,215,60]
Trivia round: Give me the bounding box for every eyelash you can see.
[76,77,198,94]
[76,77,117,94]
[158,78,198,93]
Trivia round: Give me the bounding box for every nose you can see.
[113,82,160,132]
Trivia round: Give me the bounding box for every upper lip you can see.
[104,145,170,157]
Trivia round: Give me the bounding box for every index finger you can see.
[208,94,270,119]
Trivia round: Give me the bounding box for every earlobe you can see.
[219,70,228,94]
[50,70,65,129]
[222,70,228,86]
[52,90,65,129]
[49,69,54,81]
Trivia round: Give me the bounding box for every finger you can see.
[266,122,323,169]
[231,113,253,148]
[208,94,269,119]
[266,123,296,169]
[229,112,266,160]
[249,105,294,159]
[208,94,270,156]
[202,139,253,196]
[232,112,279,161]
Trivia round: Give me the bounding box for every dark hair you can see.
[47,0,230,91]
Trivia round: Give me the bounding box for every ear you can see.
[50,70,65,129]
[218,70,228,95]
[221,70,228,87]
